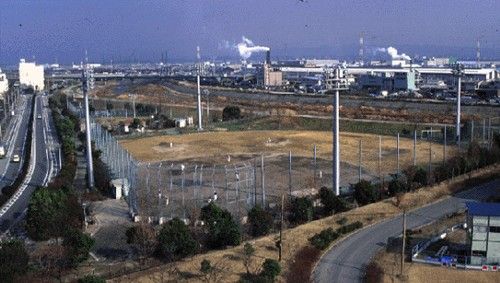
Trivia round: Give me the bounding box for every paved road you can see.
[0,95,30,190]
[313,179,500,283]
[0,94,59,234]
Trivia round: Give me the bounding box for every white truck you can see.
[0,145,5,158]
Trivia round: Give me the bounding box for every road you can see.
[313,179,500,283]
[0,94,60,234]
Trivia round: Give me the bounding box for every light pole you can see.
[326,66,347,196]
[203,89,210,126]
[196,46,203,131]
[452,64,464,146]
[83,53,95,189]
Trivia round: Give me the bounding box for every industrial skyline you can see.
[0,0,499,65]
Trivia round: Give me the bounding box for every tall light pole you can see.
[326,66,347,196]
[196,46,203,131]
[452,64,464,146]
[83,52,94,189]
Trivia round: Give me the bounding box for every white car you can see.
[12,154,20,163]
[37,114,42,119]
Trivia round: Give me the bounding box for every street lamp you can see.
[452,64,464,147]
[203,89,210,125]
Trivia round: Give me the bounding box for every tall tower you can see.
[83,50,94,189]
[359,32,365,66]
[452,64,464,146]
[196,46,203,131]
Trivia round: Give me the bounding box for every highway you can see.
[313,179,500,283]
[0,94,60,234]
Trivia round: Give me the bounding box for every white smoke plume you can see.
[236,36,270,59]
[376,46,411,60]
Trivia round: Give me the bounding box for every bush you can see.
[387,176,406,196]
[63,228,95,267]
[363,262,383,283]
[200,203,241,248]
[289,197,313,224]
[353,180,378,205]
[319,187,348,216]
[157,218,198,260]
[248,206,273,237]
[309,228,339,250]
[126,223,157,258]
[0,240,29,283]
[78,275,106,283]
[413,167,428,187]
[222,105,241,121]
[336,221,363,235]
[260,259,281,282]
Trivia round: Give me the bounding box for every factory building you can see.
[0,68,8,95]
[262,50,283,87]
[19,59,45,91]
[466,202,500,265]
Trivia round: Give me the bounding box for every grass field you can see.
[120,130,452,180]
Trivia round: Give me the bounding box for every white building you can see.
[19,59,44,91]
[0,68,8,95]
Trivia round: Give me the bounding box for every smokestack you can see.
[266,50,271,65]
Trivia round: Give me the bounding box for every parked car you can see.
[12,154,20,163]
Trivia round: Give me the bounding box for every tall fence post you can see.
[378,135,382,186]
[313,144,317,187]
[261,155,266,207]
[288,151,292,200]
[413,130,417,166]
[471,120,474,143]
[358,139,362,182]
[443,125,447,164]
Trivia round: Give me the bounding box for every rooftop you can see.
[466,202,500,217]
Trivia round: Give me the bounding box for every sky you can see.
[0,0,499,65]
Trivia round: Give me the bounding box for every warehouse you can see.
[466,202,500,265]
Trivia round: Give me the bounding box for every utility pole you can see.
[288,151,292,200]
[261,155,265,207]
[313,144,317,186]
[401,210,407,277]
[413,130,417,166]
[83,51,94,189]
[397,133,400,175]
[443,126,447,164]
[196,46,203,131]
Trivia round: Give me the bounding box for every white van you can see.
[0,145,5,158]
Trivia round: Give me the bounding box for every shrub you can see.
[63,228,95,267]
[0,240,29,283]
[260,259,281,282]
[157,218,198,260]
[248,206,273,237]
[353,180,377,205]
[336,221,363,235]
[286,246,321,283]
[336,217,348,226]
[319,187,348,215]
[200,203,241,248]
[388,176,406,196]
[78,275,106,283]
[363,262,383,283]
[126,223,157,258]
[222,105,241,121]
[289,197,313,224]
[309,228,339,250]
[413,167,428,187]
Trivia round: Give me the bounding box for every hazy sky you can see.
[0,0,499,65]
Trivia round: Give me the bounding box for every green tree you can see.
[0,240,29,283]
[157,218,198,260]
[222,105,241,121]
[247,206,273,237]
[289,197,313,224]
[200,203,241,248]
[260,259,281,282]
[26,187,69,240]
[243,243,256,275]
[318,187,348,216]
[63,228,95,267]
[353,180,377,206]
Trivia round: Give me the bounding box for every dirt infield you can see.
[120,130,452,179]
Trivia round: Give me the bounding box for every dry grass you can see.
[106,164,499,283]
[120,130,452,177]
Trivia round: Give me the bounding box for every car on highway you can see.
[0,145,5,158]
[12,154,20,163]
[37,114,42,119]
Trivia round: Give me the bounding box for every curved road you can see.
[313,179,500,282]
[0,94,59,235]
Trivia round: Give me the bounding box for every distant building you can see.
[19,59,45,91]
[264,65,283,87]
[0,68,8,95]
[466,202,500,265]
